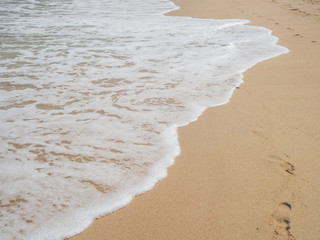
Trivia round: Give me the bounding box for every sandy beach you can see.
[70,0,320,239]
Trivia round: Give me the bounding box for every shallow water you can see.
[0,0,288,239]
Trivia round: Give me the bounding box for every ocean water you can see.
[0,0,288,239]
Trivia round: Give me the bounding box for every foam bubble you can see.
[0,0,288,239]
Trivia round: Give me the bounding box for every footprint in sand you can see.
[271,202,296,240]
[266,155,295,175]
[252,129,270,141]
[293,33,302,37]
[236,8,244,13]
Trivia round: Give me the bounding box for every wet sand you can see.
[70,0,320,239]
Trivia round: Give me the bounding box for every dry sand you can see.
[70,0,320,239]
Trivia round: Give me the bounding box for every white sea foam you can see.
[0,0,288,239]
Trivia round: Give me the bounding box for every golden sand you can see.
[70,0,320,239]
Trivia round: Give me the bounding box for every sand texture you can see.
[70,0,320,239]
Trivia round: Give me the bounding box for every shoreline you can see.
[70,0,320,239]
